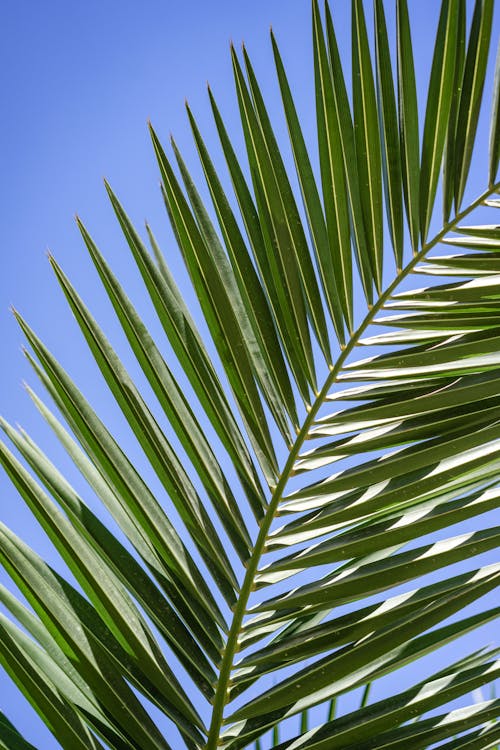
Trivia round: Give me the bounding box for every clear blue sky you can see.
[0,2,498,748]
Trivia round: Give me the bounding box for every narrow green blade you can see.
[240,565,499,674]
[142,140,280,483]
[0,600,128,750]
[77,219,253,562]
[443,0,466,222]
[208,86,312,404]
[264,485,500,571]
[454,0,495,208]
[242,45,332,362]
[397,0,420,252]
[271,30,345,344]
[185,104,299,432]
[324,0,375,303]
[352,0,383,289]
[104,183,266,519]
[0,617,107,750]
[172,136,295,446]
[15,314,226,653]
[489,40,500,184]
[0,712,38,750]
[225,603,500,746]
[228,586,500,729]
[347,699,500,750]
[49,254,239,603]
[1,417,215,696]
[230,48,317,392]
[420,0,460,239]
[272,659,500,750]
[374,0,404,268]
[0,440,204,737]
[254,527,500,614]
[312,0,354,325]
[0,526,175,750]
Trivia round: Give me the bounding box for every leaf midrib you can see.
[205,181,500,749]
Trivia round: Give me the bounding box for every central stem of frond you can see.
[205,182,500,749]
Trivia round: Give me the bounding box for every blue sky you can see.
[0,1,499,748]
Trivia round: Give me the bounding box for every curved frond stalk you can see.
[206,179,500,749]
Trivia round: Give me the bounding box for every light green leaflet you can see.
[419,0,460,240]
[374,0,404,267]
[397,0,419,252]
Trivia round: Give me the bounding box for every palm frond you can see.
[1,1,500,749]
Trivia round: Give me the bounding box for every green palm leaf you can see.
[1,2,500,749]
